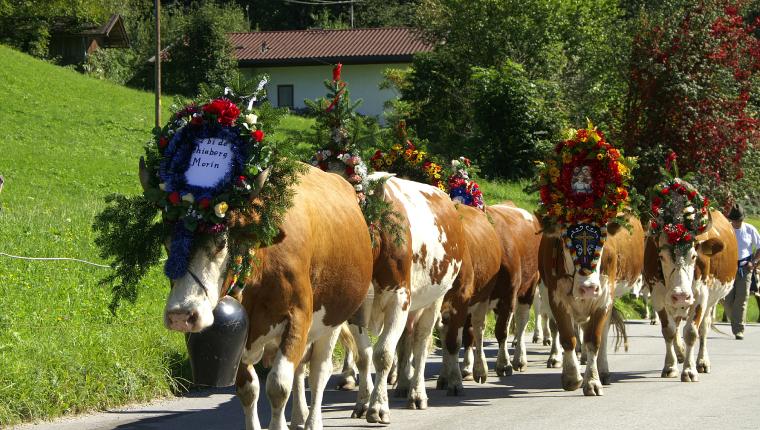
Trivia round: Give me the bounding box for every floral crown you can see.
[648,153,710,255]
[143,93,274,282]
[448,156,484,210]
[536,120,636,228]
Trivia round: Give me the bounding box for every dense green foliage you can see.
[400,0,632,179]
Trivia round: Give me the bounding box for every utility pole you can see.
[154,0,161,130]
[350,0,354,28]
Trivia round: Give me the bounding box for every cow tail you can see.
[610,307,629,352]
[339,322,359,361]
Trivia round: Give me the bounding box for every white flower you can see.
[244,113,258,125]
[684,206,695,214]
[159,183,166,191]
[451,159,461,168]
[354,184,363,192]
[182,193,195,203]
[214,202,229,218]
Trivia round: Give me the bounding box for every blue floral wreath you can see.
[159,123,248,279]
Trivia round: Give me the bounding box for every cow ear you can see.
[538,215,561,237]
[606,222,622,236]
[698,238,724,256]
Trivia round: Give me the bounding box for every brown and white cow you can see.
[643,209,737,382]
[152,163,373,430]
[539,216,644,395]
[436,203,500,394]
[459,203,542,383]
[348,174,466,424]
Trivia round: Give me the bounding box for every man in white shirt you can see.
[725,204,760,339]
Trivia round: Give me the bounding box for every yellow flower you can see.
[549,167,560,178]
[590,130,601,143]
[562,152,572,163]
[552,203,563,215]
[596,153,604,160]
[392,144,403,151]
[214,201,229,218]
[548,159,557,167]
[618,162,629,176]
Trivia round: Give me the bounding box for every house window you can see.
[277,85,294,108]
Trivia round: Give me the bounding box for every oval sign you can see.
[184,137,234,188]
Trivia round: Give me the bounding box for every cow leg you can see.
[597,314,612,385]
[407,301,440,410]
[437,316,465,395]
[539,283,553,346]
[681,319,699,382]
[237,355,263,430]
[387,354,398,386]
[532,290,543,344]
[291,358,309,429]
[551,295,582,390]
[659,310,679,378]
[303,326,341,430]
[674,323,685,364]
[336,328,357,391]
[348,324,373,419]
[470,301,490,383]
[697,308,712,374]
[546,318,561,368]
[366,290,409,425]
[575,324,586,365]
[511,302,531,372]
[495,299,514,376]
[394,317,415,398]
[461,313,475,381]
[542,313,552,346]
[268,311,310,430]
[581,309,607,396]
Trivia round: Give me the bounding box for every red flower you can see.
[202,98,240,126]
[252,129,265,143]
[688,190,697,200]
[653,196,663,207]
[576,129,588,140]
[191,115,203,126]
[168,192,181,205]
[684,233,693,242]
[333,63,343,81]
[661,187,671,195]
[198,198,211,209]
[159,136,169,148]
[665,151,677,171]
[650,220,658,230]
[345,166,355,176]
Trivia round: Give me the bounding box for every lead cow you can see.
[539,216,644,395]
[151,163,373,430]
[643,209,737,381]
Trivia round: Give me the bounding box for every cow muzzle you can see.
[165,308,203,332]
[670,290,694,306]
[576,280,601,299]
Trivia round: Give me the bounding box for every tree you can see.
[622,0,760,204]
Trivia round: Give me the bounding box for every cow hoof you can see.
[447,383,464,396]
[661,367,678,378]
[579,356,587,366]
[387,372,398,386]
[394,387,409,398]
[436,376,447,390]
[336,375,356,391]
[407,397,428,410]
[496,364,513,377]
[461,368,474,381]
[473,366,488,384]
[543,339,552,347]
[697,361,711,374]
[600,372,611,386]
[547,357,561,368]
[681,369,699,382]
[532,335,541,344]
[511,359,526,372]
[583,380,604,396]
[351,403,368,419]
[562,373,583,391]
[366,408,390,425]
[650,319,658,325]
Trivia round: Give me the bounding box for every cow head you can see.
[140,157,267,333]
[544,219,614,302]
[651,227,724,317]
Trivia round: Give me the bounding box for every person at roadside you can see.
[725,204,760,339]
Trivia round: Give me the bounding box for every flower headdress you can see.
[536,120,637,275]
[448,156,484,210]
[369,120,446,191]
[648,152,710,257]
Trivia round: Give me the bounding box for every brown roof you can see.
[228,27,433,66]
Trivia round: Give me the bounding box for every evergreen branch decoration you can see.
[362,177,404,247]
[93,194,166,313]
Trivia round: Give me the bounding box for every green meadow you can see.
[0,44,757,426]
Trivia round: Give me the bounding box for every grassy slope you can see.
[0,45,188,425]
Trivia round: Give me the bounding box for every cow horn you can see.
[139,156,151,192]
[250,166,271,198]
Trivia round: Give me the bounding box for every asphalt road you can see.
[14,322,760,430]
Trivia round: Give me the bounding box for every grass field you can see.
[0,45,757,426]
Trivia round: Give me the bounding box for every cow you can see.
[149,162,374,430]
[539,215,644,395]
[643,209,737,382]
[459,203,542,382]
[347,174,466,424]
[436,203,501,394]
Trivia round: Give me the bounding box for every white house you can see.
[229,28,433,120]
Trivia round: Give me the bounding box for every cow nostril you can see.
[187,311,199,326]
